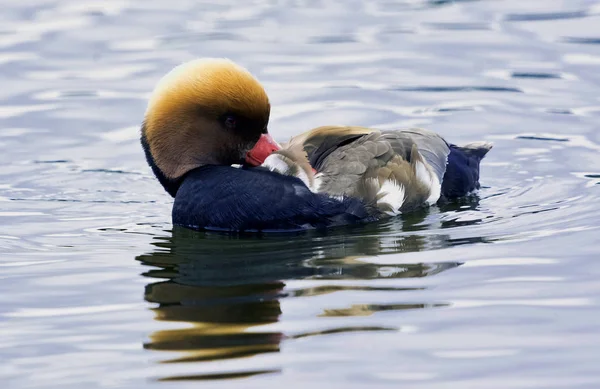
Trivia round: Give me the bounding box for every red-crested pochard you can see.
[141,58,492,232]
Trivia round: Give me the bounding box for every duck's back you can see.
[284,126,491,212]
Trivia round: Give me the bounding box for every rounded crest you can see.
[141,58,271,196]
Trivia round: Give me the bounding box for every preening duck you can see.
[141,58,492,232]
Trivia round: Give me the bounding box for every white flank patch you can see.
[427,173,441,204]
[415,160,441,205]
[262,154,312,188]
[311,173,323,193]
[294,166,311,188]
[378,179,405,216]
[262,154,290,174]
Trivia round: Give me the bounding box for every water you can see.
[1,0,600,388]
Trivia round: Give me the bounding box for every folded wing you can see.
[286,126,450,215]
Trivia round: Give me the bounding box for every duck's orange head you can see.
[141,58,279,197]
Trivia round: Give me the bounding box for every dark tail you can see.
[440,141,493,200]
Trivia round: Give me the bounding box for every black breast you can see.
[173,166,374,232]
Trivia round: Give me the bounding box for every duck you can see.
[140,58,492,232]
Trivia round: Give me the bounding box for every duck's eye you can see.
[224,115,237,130]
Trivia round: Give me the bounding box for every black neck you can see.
[140,123,182,198]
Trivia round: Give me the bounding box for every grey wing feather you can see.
[381,128,450,185]
[316,131,387,196]
[280,126,452,216]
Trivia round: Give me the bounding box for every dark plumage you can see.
[173,166,375,232]
[440,143,491,200]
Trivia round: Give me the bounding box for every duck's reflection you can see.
[144,281,284,364]
[136,208,483,380]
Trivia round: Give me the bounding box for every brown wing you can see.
[381,128,451,188]
[284,126,446,215]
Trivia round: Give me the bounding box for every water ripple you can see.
[2,0,600,387]
[505,11,589,22]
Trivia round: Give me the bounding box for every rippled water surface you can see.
[2,1,600,388]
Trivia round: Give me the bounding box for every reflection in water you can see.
[136,208,481,381]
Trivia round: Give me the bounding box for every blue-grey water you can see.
[1,1,600,388]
